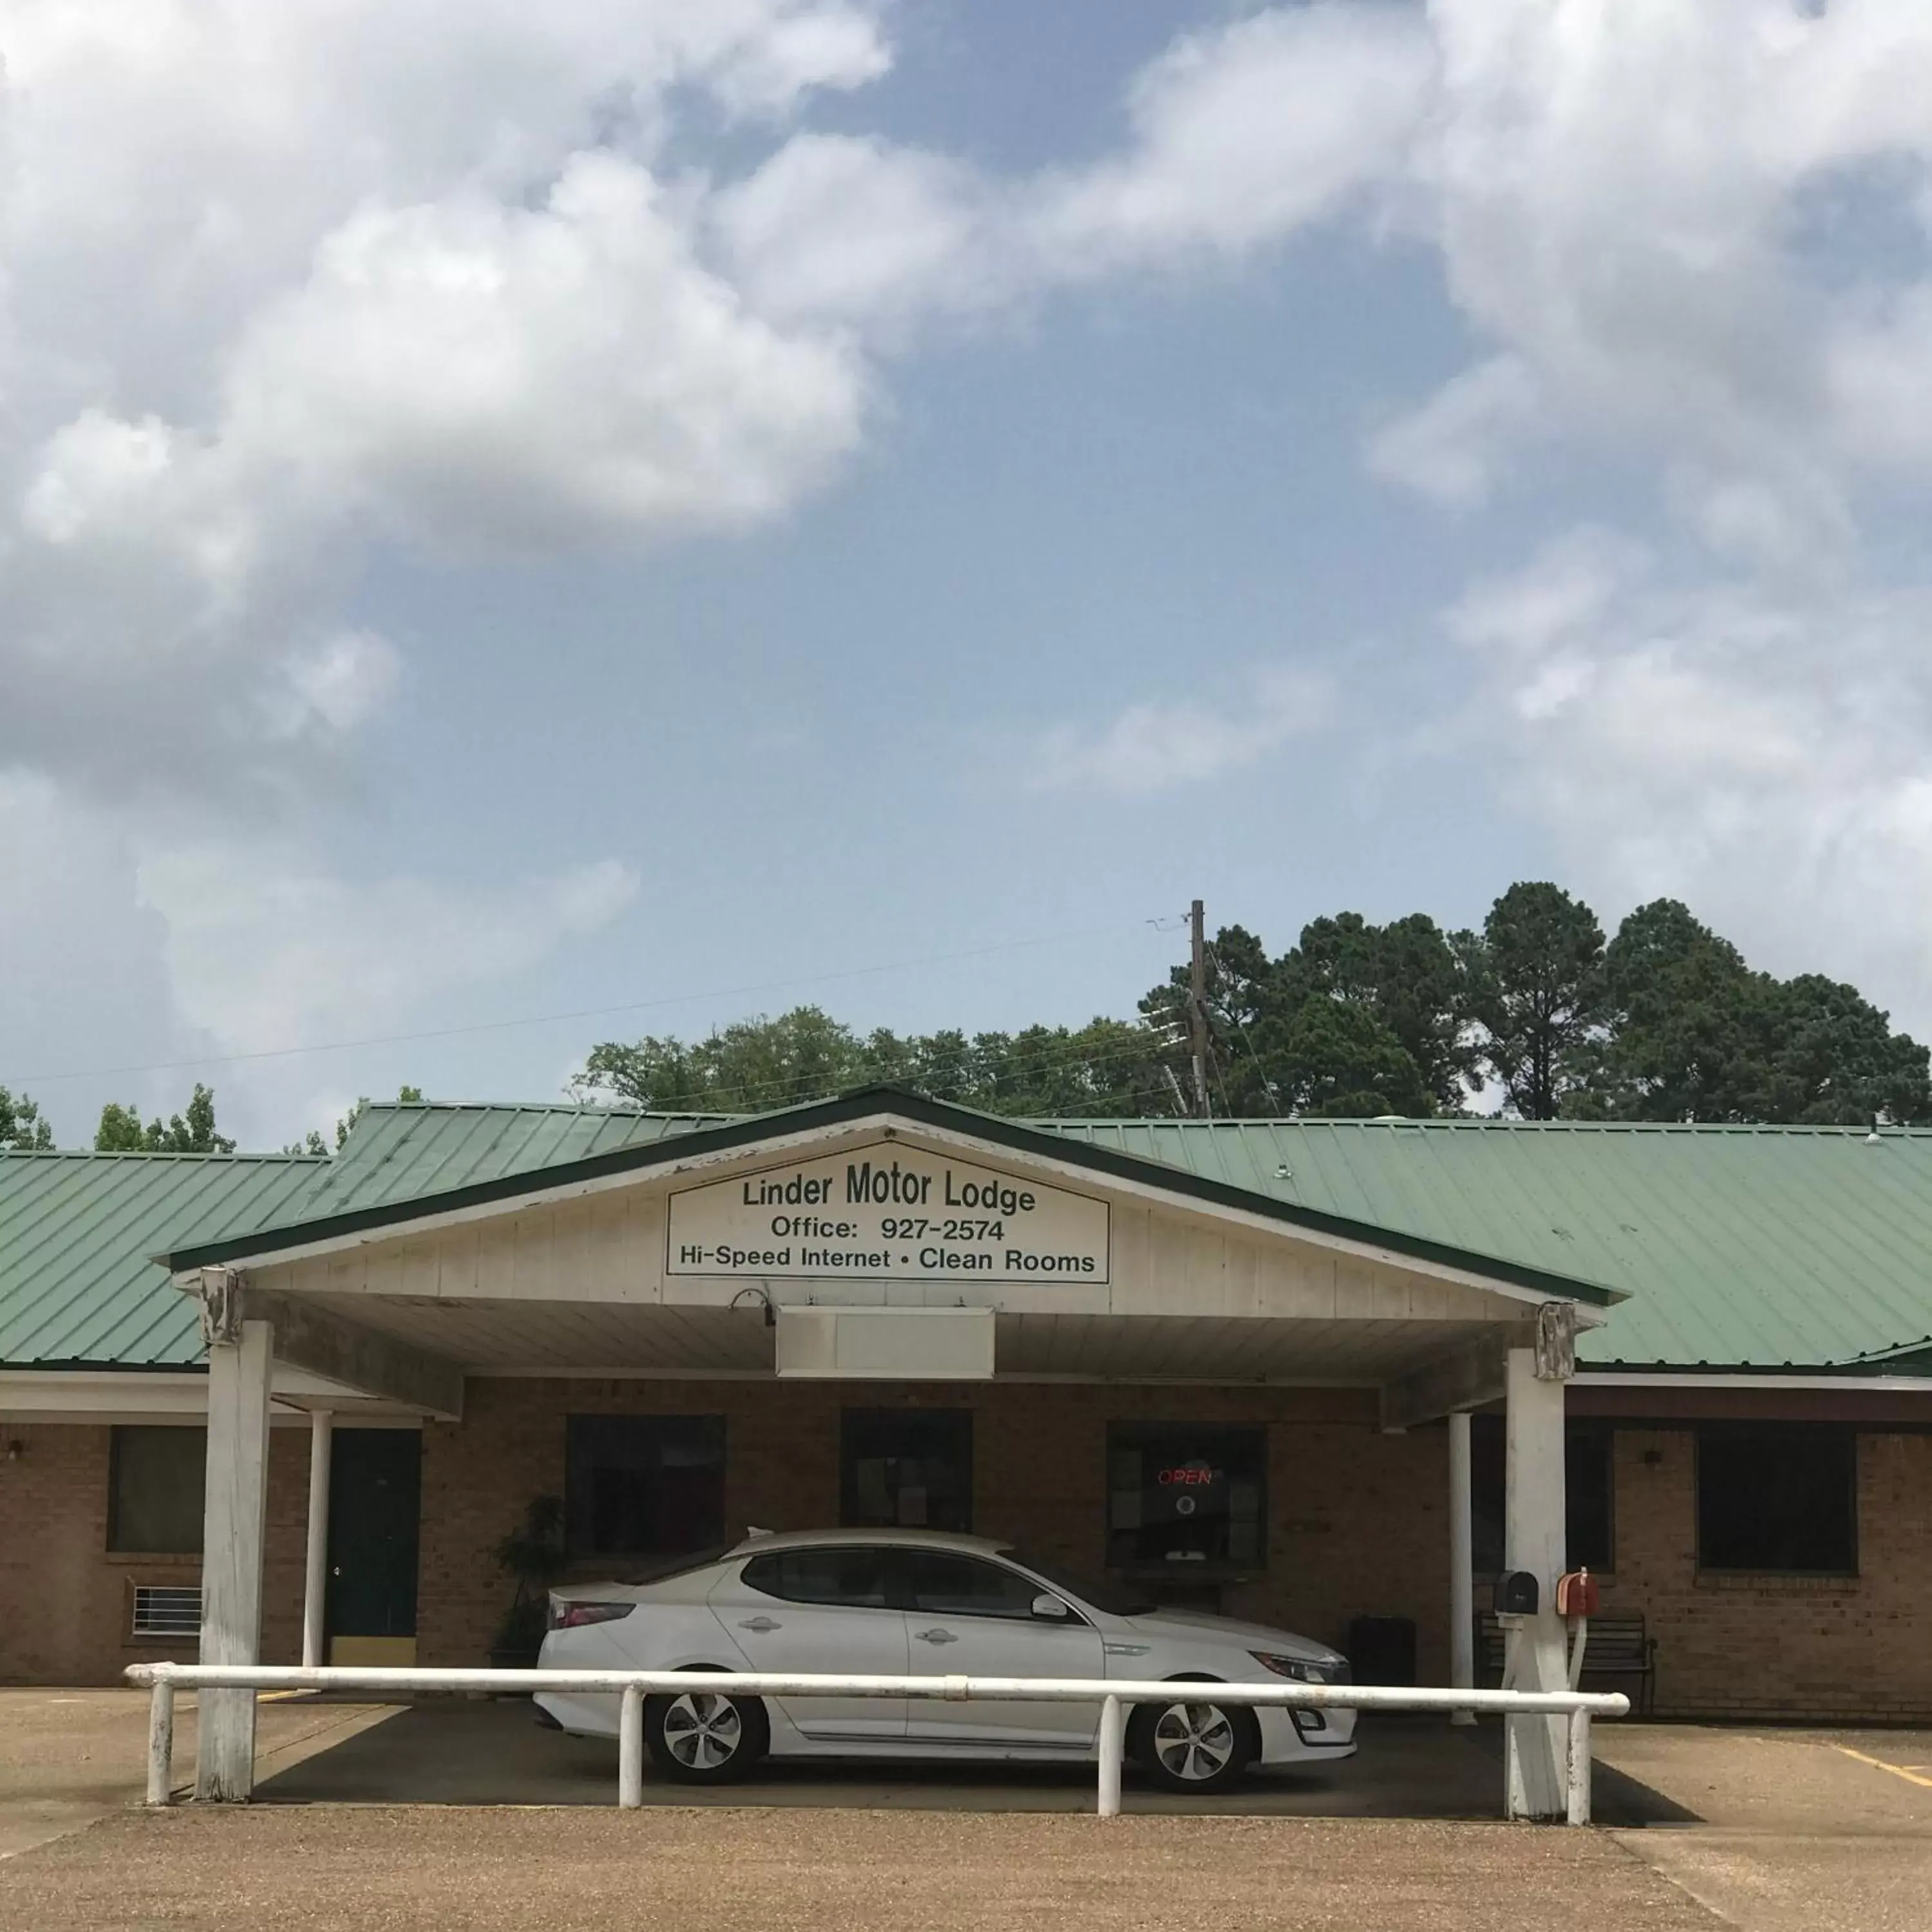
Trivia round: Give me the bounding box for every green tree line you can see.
[5,884,1925,1148]
[577,883,1931,1126]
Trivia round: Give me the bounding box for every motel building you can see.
[4,1088,1932,1814]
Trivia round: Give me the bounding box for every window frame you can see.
[1105,1421,1269,1576]
[106,1425,207,1557]
[1468,1416,1617,1577]
[1693,1423,1859,1579]
[563,1414,726,1566]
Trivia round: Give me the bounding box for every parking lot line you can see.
[1830,1745,1932,1791]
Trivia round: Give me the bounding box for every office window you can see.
[108,1426,205,1555]
[1697,1425,1857,1575]
[565,1416,724,1562]
[841,1410,972,1531]
[1108,1423,1265,1570]
[1470,1419,1615,1575]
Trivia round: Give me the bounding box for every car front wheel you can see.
[645,1687,768,1784]
[1130,1692,1257,1796]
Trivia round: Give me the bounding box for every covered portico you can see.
[164,1090,1616,1816]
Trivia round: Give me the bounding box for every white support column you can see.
[302,1411,333,1670]
[195,1314,275,1802]
[1503,1343,1569,1821]
[1448,1410,1475,1727]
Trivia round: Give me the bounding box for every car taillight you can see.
[553,1601,634,1629]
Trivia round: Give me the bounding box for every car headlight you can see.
[1249,1652,1350,1684]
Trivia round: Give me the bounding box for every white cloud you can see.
[218,152,867,551]
[1452,531,1932,1029]
[137,847,641,1054]
[277,632,403,737]
[711,136,1001,332]
[1033,668,1334,797]
[715,5,1438,334]
[1025,6,1434,275]
[1365,355,1544,507]
[0,1,894,811]
[1382,0,1932,522]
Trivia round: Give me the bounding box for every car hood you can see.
[1117,1605,1340,1662]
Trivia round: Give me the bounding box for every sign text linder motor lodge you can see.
[667,1142,1111,1281]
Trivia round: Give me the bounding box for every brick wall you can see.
[0,1421,309,1685]
[1595,1426,1932,1721]
[417,1379,1450,1671]
[7,1391,1929,1721]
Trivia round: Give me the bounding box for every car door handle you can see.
[737,1616,782,1633]
[913,1628,958,1645]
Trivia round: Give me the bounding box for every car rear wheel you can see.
[1130,1692,1257,1796]
[645,1688,768,1784]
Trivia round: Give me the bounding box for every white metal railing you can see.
[126,1663,1627,1825]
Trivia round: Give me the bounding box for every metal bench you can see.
[1477,1610,1656,1716]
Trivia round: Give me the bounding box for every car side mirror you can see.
[1032,1593,1072,1621]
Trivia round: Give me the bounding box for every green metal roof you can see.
[0,1152,328,1367]
[166,1092,1618,1307]
[295,1101,726,1218]
[14,1098,1932,1375]
[1040,1118,1932,1370]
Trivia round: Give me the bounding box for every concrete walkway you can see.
[0,1806,1719,1932]
[1597,1724,1932,1932]
[5,1692,1927,1931]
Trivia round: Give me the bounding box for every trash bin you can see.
[1347,1615,1417,1687]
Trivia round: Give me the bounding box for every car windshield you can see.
[1002,1551,1157,1618]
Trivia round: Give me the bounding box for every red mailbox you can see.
[1555,1568,1600,1618]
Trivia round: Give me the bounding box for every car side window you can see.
[902,1551,1044,1622]
[741,1546,889,1609]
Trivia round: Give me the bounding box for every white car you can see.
[536,1528,1354,1794]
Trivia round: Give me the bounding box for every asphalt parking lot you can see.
[2,1691,1927,1931]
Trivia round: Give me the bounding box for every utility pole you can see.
[1189,898,1209,1118]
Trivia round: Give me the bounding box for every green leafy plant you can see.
[491,1494,568,1661]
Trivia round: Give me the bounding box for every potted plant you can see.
[489,1493,568,1671]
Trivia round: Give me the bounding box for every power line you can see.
[5,920,1171,1088]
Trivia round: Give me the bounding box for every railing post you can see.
[1566,1707,1591,1826]
[618,1683,645,1809]
[146,1678,176,1807]
[1095,1694,1125,1818]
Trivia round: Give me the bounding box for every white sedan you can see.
[536,1528,1354,1794]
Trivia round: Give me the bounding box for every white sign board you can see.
[667,1142,1110,1284]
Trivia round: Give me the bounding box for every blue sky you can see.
[4,3,1931,1146]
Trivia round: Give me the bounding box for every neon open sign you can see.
[1157,1466,1223,1486]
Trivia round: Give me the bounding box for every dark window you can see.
[1470,1419,1615,1575]
[902,1549,1041,1621]
[565,1416,724,1563]
[840,1409,972,1531]
[108,1426,205,1555]
[743,1546,891,1609]
[1697,1425,1857,1575]
[1107,1423,1265,1570]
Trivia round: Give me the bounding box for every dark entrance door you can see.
[325,1428,421,1660]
